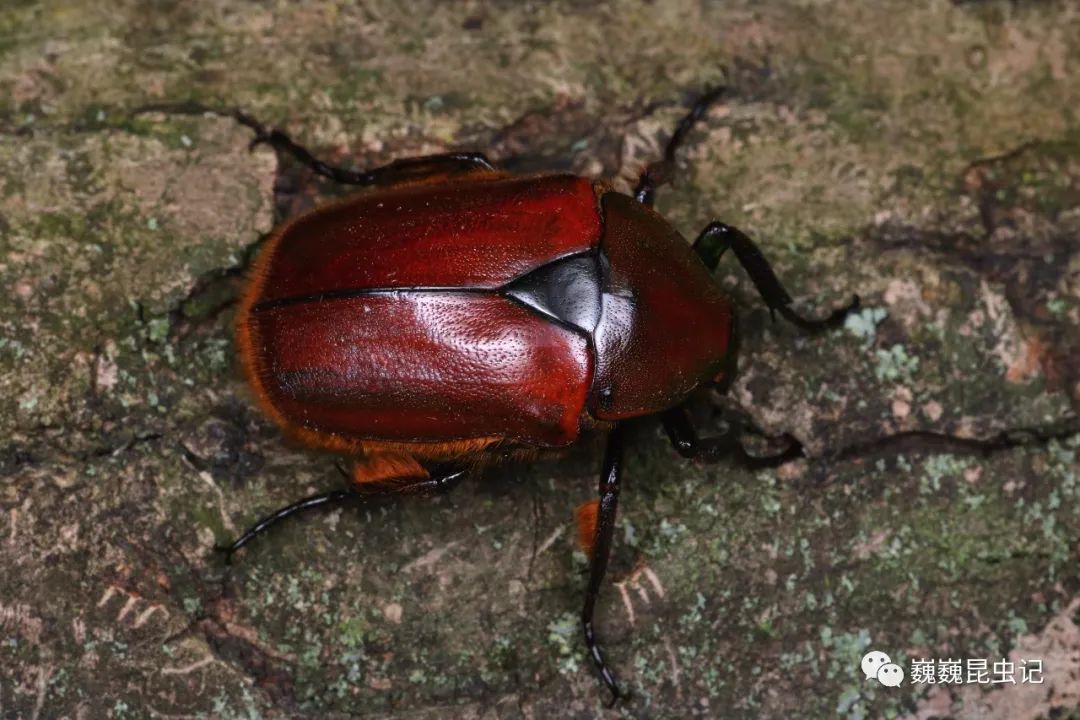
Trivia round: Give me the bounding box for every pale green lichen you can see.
[546,613,582,676]
[844,306,888,345]
[874,344,921,382]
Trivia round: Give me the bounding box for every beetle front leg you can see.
[662,406,803,469]
[580,423,625,706]
[692,222,860,331]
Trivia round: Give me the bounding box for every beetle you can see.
[219,86,858,704]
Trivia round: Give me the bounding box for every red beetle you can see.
[221,88,857,704]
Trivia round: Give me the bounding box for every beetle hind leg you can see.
[349,453,468,496]
[215,456,467,562]
[580,424,626,706]
[692,222,860,332]
[233,110,496,187]
[214,489,353,563]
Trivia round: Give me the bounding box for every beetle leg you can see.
[215,465,467,562]
[662,406,804,469]
[691,222,860,331]
[634,86,728,206]
[582,423,625,707]
[214,489,353,563]
[339,152,499,188]
[351,464,468,497]
[234,111,496,187]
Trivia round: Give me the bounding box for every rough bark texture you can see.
[1,1,1079,718]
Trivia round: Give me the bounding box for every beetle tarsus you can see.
[774,293,861,332]
[234,110,498,188]
[692,222,859,332]
[583,616,623,705]
[255,126,375,185]
[581,424,625,704]
[219,467,470,563]
[216,489,354,561]
[663,407,805,469]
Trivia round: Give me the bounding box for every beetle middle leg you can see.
[233,111,496,187]
[579,423,626,706]
[692,222,860,331]
[215,464,467,562]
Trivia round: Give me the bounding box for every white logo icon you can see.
[877,662,904,687]
[862,650,904,686]
[862,650,891,679]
